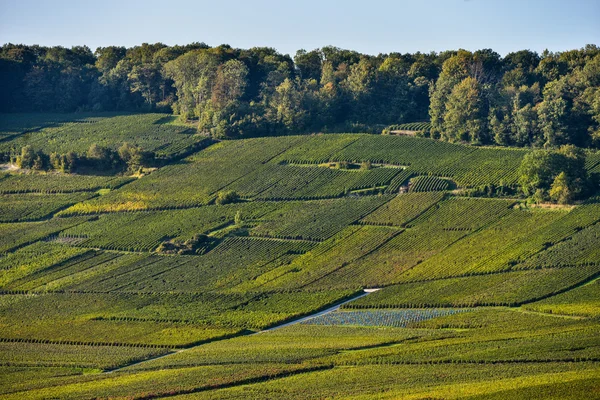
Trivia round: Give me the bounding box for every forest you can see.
[2,43,600,147]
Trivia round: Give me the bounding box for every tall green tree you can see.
[442,77,487,143]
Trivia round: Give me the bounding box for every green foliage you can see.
[3,44,600,147]
[518,145,589,202]
[252,226,400,290]
[15,145,48,170]
[215,190,240,205]
[0,242,88,289]
[305,226,467,290]
[442,77,487,143]
[397,205,600,282]
[517,222,600,269]
[406,197,514,231]
[383,122,431,134]
[1,363,316,399]
[60,136,308,213]
[124,324,421,371]
[177,364,599,400]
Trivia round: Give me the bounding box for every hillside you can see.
[0,115,599,398]
[3,44,600,149]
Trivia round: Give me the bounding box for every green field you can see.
[0,115,599,398]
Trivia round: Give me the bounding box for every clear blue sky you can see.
[1,0,598,56]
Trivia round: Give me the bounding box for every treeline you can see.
[1,43,599,147]
[14,143,154,174]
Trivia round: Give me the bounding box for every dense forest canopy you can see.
[2,42,600,147]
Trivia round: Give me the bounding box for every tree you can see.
[428,51,475,138]
[518,146,588,203]
[211,59,249,109]
[164,50,220,119]
[234,211,244,225]
[537,80,570,146]
[86,144,121,170]
[16,145,36,169]
[2,43,600,149]
[489,112,510,146]
[549,172,572,204]
[442,77,487,143]
[360,161,372,170]
[50,152,77,172]
[518,149,560,197]
[269,78,309,131]
[118,143,154,171]
[128,63,163,107]
[514,103,540,146]
[294,49,322,81]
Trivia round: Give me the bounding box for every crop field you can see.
[405,197,514,230]
[524,280,600,317]
[0,192,94,222]
[0,113,100,140]
[0,113,205,158]
[303,226,468,289]
[344,265,600,307]
[360,192,444,226]
[302,308,469,327]
[387,121,432,132]
[226,164,400,200]
[396,205,600,282]
[0,217,88,254]
[250,196,391,241]
[58,201,281,251]
[0,118,599,398]
[276,134,532,187]
[249,225,402,290]
[408,175,451,192]
[0,172,133,194]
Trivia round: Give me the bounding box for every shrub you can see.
[216,190,240,205]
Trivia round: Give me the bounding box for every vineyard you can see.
[0,193,94,222]
[0,113,101,140]
[0,113,205,158]
[0,173,133,194]
[344,265,600,308]
[0,121,599,398]
[385,121,432,133]
[408,175,451,192]
[302,308,469,327]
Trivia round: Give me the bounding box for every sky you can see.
[0,0,598,56]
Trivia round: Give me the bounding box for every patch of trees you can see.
[14,143,155,174]
[2,43,599,146]
[215,190,240,205]
[518,145,592,204]
[156,234,219,255]
[429,48,600,148]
